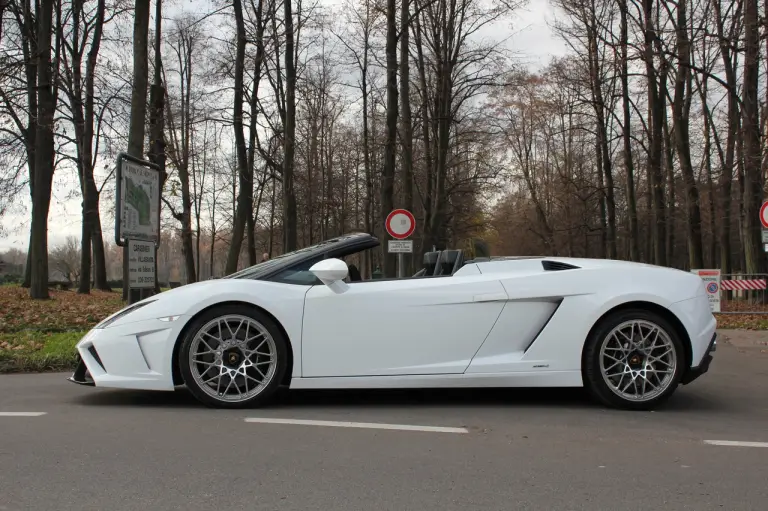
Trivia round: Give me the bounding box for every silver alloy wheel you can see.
[188,314,277,402]
[599,319,677,402]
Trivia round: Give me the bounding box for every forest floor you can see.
[0,283,766,373]
[716,299,768,329]
[0,284,124,373]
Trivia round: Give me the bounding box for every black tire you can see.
[582,308,685,411]
[179,304,289,409]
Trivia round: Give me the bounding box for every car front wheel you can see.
[179,305,288,408]
[583,309,685,410]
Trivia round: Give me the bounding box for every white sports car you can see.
[68,233,717,410]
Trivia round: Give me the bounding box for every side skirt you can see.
[288,371,583,390]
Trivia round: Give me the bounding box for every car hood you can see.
[96,280,236,328]
[95,277,304,330]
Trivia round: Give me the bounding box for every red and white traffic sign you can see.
[385,209,415,239]
[761,201,768,229]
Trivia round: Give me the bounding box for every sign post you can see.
[691,269,721,313]
[115,152,161,304]
[385,209,415,278]
[761,201,768,251]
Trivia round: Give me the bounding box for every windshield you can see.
[226,237,349,280]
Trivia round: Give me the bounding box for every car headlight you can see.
[95,299,157,328]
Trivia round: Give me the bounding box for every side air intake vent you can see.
[87,345,106,371]
[542,260,580,271]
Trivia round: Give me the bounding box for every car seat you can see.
[347,263,362,282]
[435,250,462,275]
[423,251,440,276]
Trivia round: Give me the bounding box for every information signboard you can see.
[388,240,413,253]
[116,153,161,245]
[128,239,156,289]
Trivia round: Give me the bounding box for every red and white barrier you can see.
[720,279,767,290]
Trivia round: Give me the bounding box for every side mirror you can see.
[310,258,348,285]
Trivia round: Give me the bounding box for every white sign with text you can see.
[388,240,414,253]
[128,239,156,289]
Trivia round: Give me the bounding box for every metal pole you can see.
[398,253,405,278]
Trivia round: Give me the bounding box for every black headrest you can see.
[437,250,462,275]
[441,250,459,264]
[423,251,440,276]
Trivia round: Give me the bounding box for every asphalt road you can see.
[1,330,767,511]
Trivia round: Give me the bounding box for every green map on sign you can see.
[125,176,151,225]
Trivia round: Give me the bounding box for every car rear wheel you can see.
[179,305,288,408]
[583,309,684,410]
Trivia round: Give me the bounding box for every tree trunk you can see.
[91,221,109,290]
[645,1,668,267]
[127,0,150,158]
[124,0,151,301]
[742,0,763,274]
[664,113,676,266]
[399,0,414,273]
[29,0,56,299]
[596,122,607,258]
[361,7,372,277]
[587,15,616,259]
[414,10,432,260]
[246,2,267,265]
[283,0,298,252]
[715,4,736,274]
[671,0,703,269]
[19,0,38,289]
[147,0,165,293]
[224,0,252,273]
[619,0,638,261]
[64,0,107,293]
[178,28,197,283]
[381,0,398,277]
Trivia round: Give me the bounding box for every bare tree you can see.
[49,235,82,284]
[57,0,112,293]
[163,14,205,283]
[283,0,299,252]
[122,0,151,302]
[741,0,763,273]
[28,0,60,299]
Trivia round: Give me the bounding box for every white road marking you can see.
[0,412,47,417]
[704,440,768,448]
[244,417,469,433]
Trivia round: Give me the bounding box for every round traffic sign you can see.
[707,282,718,294]
[761,201,768,229]
[385,209,415,239]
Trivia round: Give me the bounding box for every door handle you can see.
[473,292,507,302]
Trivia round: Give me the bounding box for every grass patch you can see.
[0,330,86,373]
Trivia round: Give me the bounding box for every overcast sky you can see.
[0,0,567,252]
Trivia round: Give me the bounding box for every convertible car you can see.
[68,232,717,410]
